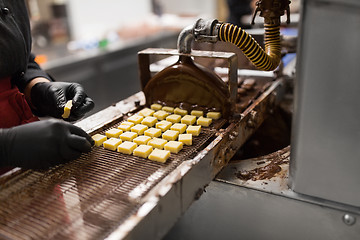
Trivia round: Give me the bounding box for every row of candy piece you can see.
[137,103,222,127]
[149,103,221,119]
[91,110,205,163]
[128,112,209,129]
[92,133,173,163]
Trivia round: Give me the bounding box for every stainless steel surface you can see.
[164,179,360,240]
[216,146,291,192]
[343,214,357,226]
[215,147,360,215]
[290,0,360,207]
[165,136,359,240]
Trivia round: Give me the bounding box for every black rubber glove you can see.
[0,119,94,170]
[31,82,95,121]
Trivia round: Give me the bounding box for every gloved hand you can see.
[31,82,95,121]
[0,119,94,170]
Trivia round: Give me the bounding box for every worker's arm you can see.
[20,54,95,121]
[15,53,52,92]
[0,119,94,169]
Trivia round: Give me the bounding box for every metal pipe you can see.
[185,18,281,71]
[176,0,290,71]
[177,24,194,54]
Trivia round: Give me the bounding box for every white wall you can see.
[158,0,217,18]
[67,0,152,40]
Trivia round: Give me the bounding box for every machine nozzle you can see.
[251,0,291,25]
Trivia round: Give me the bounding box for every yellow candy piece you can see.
[92,134,107,147]
[178,134,192,146]
[118,124,131,132]
[141,116,158,127]
[162,106,174,113]
[138,108,155,117]
[148,137,167,149]
[62,100,73,119]
[103,138,122,151]
[131,124,148,135]
[170,123,187,134]
[121,121,135,127]
[186,125,201,136]
[156,120,172,132]
[133,135,152,145]
[174,107,188,116]
[164,141,183,154]
[105,128,123,138]
[148,149,171,163]
[127,115,144,125]
[117,141,137,155]
[166,114,181,123]
[207,111,221,120]
[118,121,135,132]
[191,110,203,118]
[144,128,162,138]
[162,130,179,141]
[181,115,196,125]
[120,132,138,142]
[153,110,170,120]
[197,116,212,127]
[151,103,162,111]
[133,145,153,158]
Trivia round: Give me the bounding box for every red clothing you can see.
[0,77,38,128]
[0,77,39,175]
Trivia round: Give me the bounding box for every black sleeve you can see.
[15,53,53,93]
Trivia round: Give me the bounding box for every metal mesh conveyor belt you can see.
[0,119,218,240]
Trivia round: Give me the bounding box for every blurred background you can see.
[28,0,229,50]
[27,0,299,115]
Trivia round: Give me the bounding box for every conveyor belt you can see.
[0,119,217,240]
[0,71,277,239]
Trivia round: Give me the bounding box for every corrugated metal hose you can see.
[218,22,281,71]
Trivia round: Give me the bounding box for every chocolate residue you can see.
[236,163,281,181]
[235,146,290,181]
[144,55,231,118]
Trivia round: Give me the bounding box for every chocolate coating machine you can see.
[0,26,285,240]
[0,1,289,238]
[3,0,358,239]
